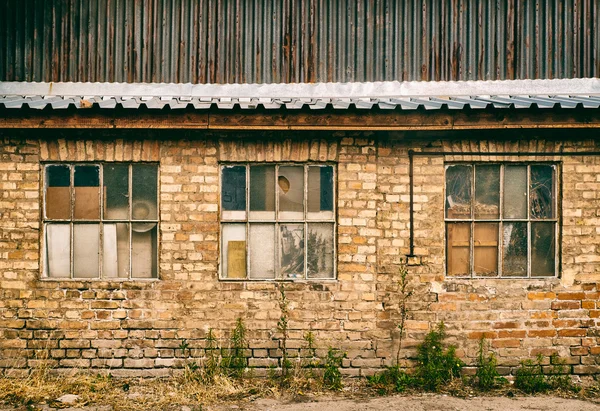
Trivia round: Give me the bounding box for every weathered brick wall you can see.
[0,130,598,377]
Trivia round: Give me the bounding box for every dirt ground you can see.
[4,394,598,411]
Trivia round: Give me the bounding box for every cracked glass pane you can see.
[445,165,472,219]
[502,222,527,276]
[278,166,304,220]
[475,165,500,219]
[132,165,158,221]
[530,165,555,219]
[279,224,304,279]
[307,223,334,278]
[531,222,555,277]
[104,164,129,220]
[308,166,334,219]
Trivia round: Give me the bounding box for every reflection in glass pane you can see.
[103,223,130,278]
[249,224,275,279]
[475,165,500,219]
[279,224,304,279]
[132,223,157,278]
[104,164,129,220]
[532,222,555,276]
[445,165,472,219]
[222,166,246,211]
[132,165,158,220]
[308,166,334,215]
[503,166,527,219]
[530,165,555,219]
[74,165,100,220]
[307,223,334,278]
[46,224,70,277]
[474,223,499,276]
[446,223,470,276]
[250,166,275,219]
[278,166,304,218]
[45,165,71,219]
[73,224,100,278]
[221,224,246,278]
[502,222,527,276]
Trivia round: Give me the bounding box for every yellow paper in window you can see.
[227,241,247,278]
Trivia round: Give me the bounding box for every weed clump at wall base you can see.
[414,322,464,392]
[515,354,578,394]
[472,338,505,391]
[322,348,345,391]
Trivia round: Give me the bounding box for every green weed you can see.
[472,338,505,391]
[322,348,345,391]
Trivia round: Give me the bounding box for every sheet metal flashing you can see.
[1,79,600,111]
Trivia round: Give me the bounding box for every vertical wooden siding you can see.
[1,0,598,84]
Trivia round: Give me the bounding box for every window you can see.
[43,163,158,279]
[445,163,557,278]
[220,164,335,280]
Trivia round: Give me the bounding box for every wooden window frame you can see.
[219,163,337,281]
[445,162,559,279]
[41,162,160,280]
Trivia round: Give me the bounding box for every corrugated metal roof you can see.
[1,78,600,111]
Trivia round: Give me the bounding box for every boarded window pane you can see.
[132,165,158,220]
[445,165,472,219]
[222,166,246,213]
[249,165,275,220]
[446,223,470,276]
[531,222,555,277]
[222,224,246,278]
[103,223,130,278]
[132,223,157,278]
[73,224,100,278]
[278,166,304,219]
[307,223,334,278]
[249,224,275,279]
[475,165,500,219]
[308,166,334,219]
[46,224,70,277]
[104,164,129,220]
[530,165,555,219]
[279,224,304,279]
[503,166,527,219]
[45,165,71,219]
[502,222,527,276]
[74,165,100,220]
[474,223,499,276]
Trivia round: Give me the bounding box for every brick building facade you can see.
[1,127,599,377]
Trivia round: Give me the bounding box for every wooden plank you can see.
[2,107,600,130]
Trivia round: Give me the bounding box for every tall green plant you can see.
[277,284,291,385]
[395,261,413,367]
[223,318,247,378]
[415,322,464,391]
[473,338,503,391]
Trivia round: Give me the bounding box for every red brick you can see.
[558,329,587,337]
[528,329,556,338]
[551,301,580,310]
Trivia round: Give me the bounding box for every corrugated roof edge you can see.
[1,78,600,98]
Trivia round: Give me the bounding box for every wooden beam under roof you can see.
[1,107,600,130]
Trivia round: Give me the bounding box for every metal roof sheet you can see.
[1,79,599,111]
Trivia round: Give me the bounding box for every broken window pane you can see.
[132,164,158,220]
[46,224,71,277]
[73,224,100,278]
[530,165,555,219]
[249,224,275,279]
[74,165,100,220]
[249,165,275,220]
[104,164,129,220]
[307,223,334,278]
[278,166,304,220]
[446,223,470,276]
[531,222,555,277]
[503,166,527,219]
[103,223,130,278]
[475,165,500,219]
[502,222,527,276]
[279,224,304,279]
[45,165,71,219]
[308,166,334,219]
[445,165,472,219]
[474,223,499,276]
[132,223,157,278]
[222,224,246,278]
